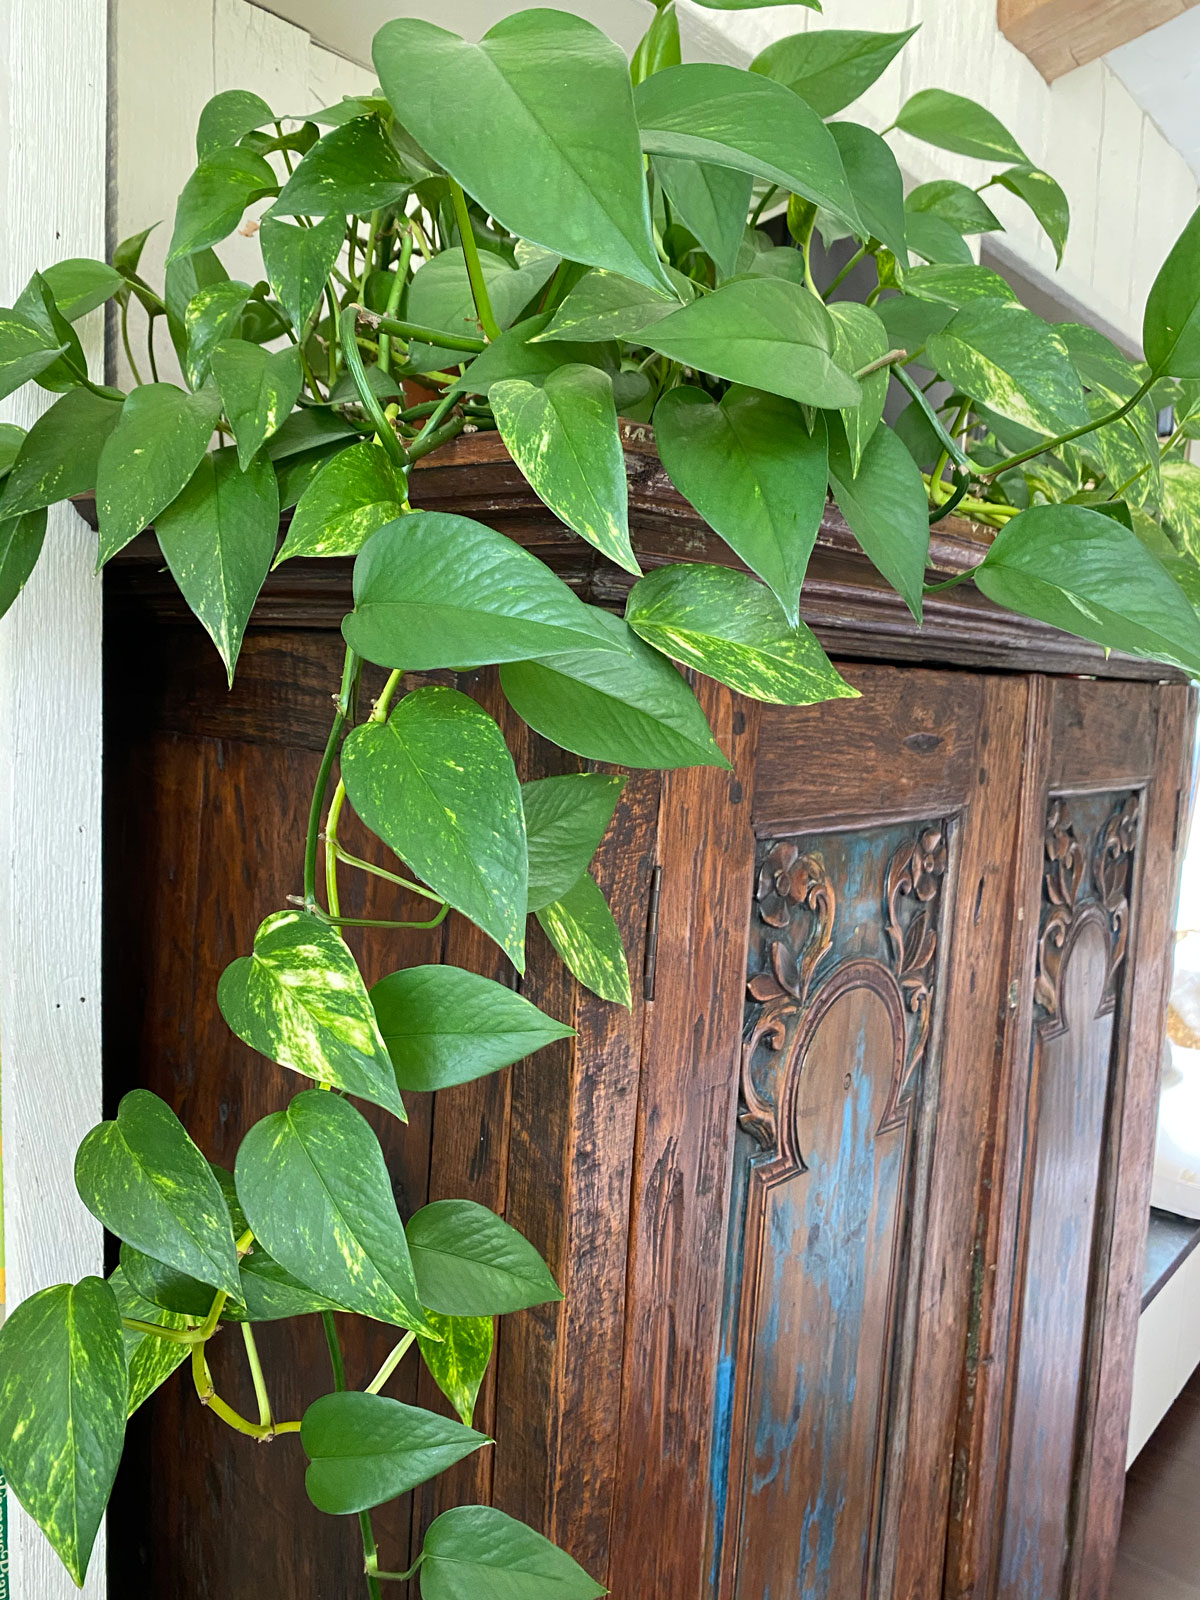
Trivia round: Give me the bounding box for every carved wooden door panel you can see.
[610,665,1031,1600]
[955,678,1194,1600]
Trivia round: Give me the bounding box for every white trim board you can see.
[0,0,108,1596]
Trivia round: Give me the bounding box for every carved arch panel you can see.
[709,821,951,1600]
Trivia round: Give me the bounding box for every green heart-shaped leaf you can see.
[895,88,1028,164]
[0,1278,127,1585]
[536,871,631,1008]
[218,908,405,1118]
[41,258,125,321]
[156,447,279,683]
[407,1199,561,1317]
[491,365,638,575]
[653,158,751,281]
[750,27,917,117]
[828,301,890,474]
[211,339,303,468]
[626,563,858,708]
[903,263,1019,308]
[303,1390,489,1514]
[828,420,930,621]
[343,510,625,671]
[522,773,625,912]
[450,314,616,398]
[341,686,527,969]
[639,276,860,409]
[75,1089,241,1296]
[500,605,729,770]
[417,1310,494,1428]
[183,279,251,389]
[235,1090,434,1331]
[417,1506,605,1600]
[95,382,222,563]
[272,115,412,217]
[533,268,685,345]
[110,1267,191,1416]
[989,165,1069,265]
[654,385,826,625]
[927,300,1088,437]
[371,964,573,1093]
[196,89,275,158]
[0,387,122,517]
[907,180,1003,237]
[168,147,277,263]
[277,440,407,563]
[260,214,346,335]
[829,122,907,261]
[373,12,669,293]
[0,509,46,622]
[1145,203,1200,379]
[0,308,69,403]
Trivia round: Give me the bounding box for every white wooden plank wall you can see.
[0,0,109,1593]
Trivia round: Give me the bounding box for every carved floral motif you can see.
[1035,793,1139,1018]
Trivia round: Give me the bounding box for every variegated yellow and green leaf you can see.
[0,1278,127,1586]
[827,300,890,474]
[211,338,304,469]
[109,1265,191,1416]
[218,908,405,1118]
[1162,459,1200,561]
[234,1090,437,1333]
[522,773,625,912]
[927,301,1088,438]
[535,870,631,1008]
[417,1310,495,1427]
[276,440,407,563]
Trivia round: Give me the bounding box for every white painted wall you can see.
[0,0,108,1595]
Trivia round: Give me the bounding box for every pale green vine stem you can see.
[241,1323,274,1431]
[365,1332,416,1395]
[448,177,501,340]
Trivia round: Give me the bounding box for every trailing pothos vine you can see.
[2,1,1200,1594]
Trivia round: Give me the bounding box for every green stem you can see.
[406,415,467,463]
[365,1332,416,1395]
[323,1314,384,1600]
[356,305,486,354]
[378,229,413,376]
[929,400,972,501]
[853,347,907,381]
[751,184,780,228]
[312,906,450,930]
[121,1317,208,1345]
[120,299,144,386]
[449,179,501,340]
[979,373,1157,480]
[359,211,381,303]
[339,306,409,471]
[325,780,347,920]
[823,245,868,301]
[304,647,359,911]
[329,843,443,903]
[241,1323,273,1430]
[924,566,981,594]
[893,364,979,472]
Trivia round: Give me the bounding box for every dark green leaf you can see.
[902,263,1019,307]
[895,88,1028,164]
[0,1278,126,1585]
[277,441,406,563]
[167,147,277,263]
[218,907,404,1117]
[750,26,917,117]
[75,1089,241,1296]
[341,686,527,969]
[0,423,23,478]
[407,1199,562,1317]
[1144,203,1200,379]
[371,964,573,1093]
[196,89,274,159]
[408,248,560,353]
[491,365,637,575]
[266,402,363,461]
[260,214,346,335]
[273,115,411,217]
[211,339,303,469]
[0,308,69,402]
[110,1267,191,1416]
[0,509,46,621]
[14,273,89,392]
[654,157,752,280]
[155,447,278,683]
[113,223,158,281]
[635,64,862,237]
[343,511,625,671]
[303,1390,489,1514]
[501,606,729,769]
[374,13,670,293]
[829,302,890,473]
[235,1089,434,1331]
[976,503,1200,673]
[96,382,222,563]
[41,258,125,321]
[238,1248,347,1322]
[907,179,1003,236]
[927,300,1088,436]
[416,1311,493,1427]
[654,385,826,625]
[184,280,252,389]
[875,293,953,353]
[537,871,631,1008]
[416,1506,605,1600]
[523,773,625,912]
[989,165,1069,264]
[905,210,974,266]
[451,314,616,397]
[533,269,684,345]
[0,388,122,517]
[626,562,857,707]
[828,420,930,620]
[631,0,681,85]
[829,122,907,261]
[640,276,860,409]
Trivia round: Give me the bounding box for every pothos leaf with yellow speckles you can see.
[211,338,304,469]
[417,1310,495,1427]
[275,440,407,564]
[0,1277,127,1586]
[109,1265,191,1416]
[218,908,406,1120]
[536,870,631,1008]
[490,365,640,576]
[626,564,858,708]
[75,1089,242,1298]
[522,773,625,911]
[235,1090,438,1335]
[341,686,529,971]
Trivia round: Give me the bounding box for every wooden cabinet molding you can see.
[998,0,1200,82]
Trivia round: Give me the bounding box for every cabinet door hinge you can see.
[643,864,663,1002]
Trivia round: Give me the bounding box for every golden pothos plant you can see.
[1,1,1199,1594]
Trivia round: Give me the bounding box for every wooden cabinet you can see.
[99,439,1194,1599]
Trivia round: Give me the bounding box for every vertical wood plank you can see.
[1077,685,1197,1600]
[0,0,108,1593]
[1091,73,1147,321]
[607,682,759,1599]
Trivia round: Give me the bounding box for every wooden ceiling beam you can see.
[999,0,1200,81]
